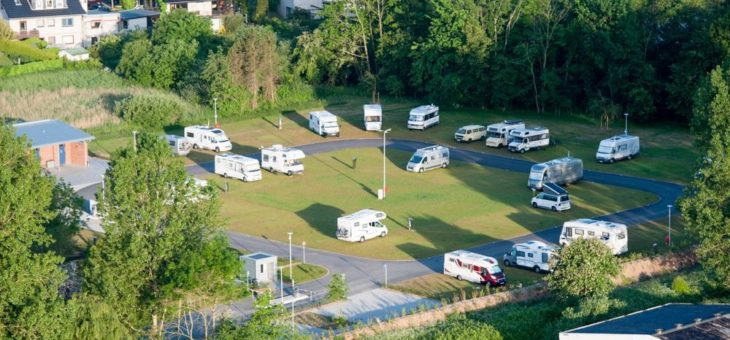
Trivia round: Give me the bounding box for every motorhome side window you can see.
[575,229,584,236]
[263,155,269,162]
[449,258,455,263]
[542,253,549,262]
[617,232,626,239]
[186,132,194,138]
[516,251,525,257]
[260,264,264,273]
[566,228,573,237]
[354,222,360,227]
[602,232,610,239]
[588,231,595,236]
[527,253,533,258]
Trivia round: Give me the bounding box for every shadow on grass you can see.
[331,156,355,169]
[296,203,345,239]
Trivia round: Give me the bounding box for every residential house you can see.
[165,0,211,16]
[0,0,86,47]
[560,303,730,340]
[82,7,119,47]
[277,0,332,18]
[13,119,94,169]
[119,8,158,31]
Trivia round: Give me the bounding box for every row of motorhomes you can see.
[444,218,629,285]
[213,144,306,181]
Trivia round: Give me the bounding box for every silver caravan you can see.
[596,135,640,163]
[406,145,450,173]
[485,120,525,148]
[503,240,558,273]
[508,127,550,153]
[165,135,192,156]
[336,209,388,243]
[528,157,583,190]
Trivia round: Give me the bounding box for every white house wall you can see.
[278,0,323,18]
[125,17,147,31]
[7,15,84,48]
[82,13,120,47]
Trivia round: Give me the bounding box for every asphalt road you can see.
[187,138,684,297]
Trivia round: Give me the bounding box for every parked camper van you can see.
[454,125,486,143]
[183,125,233,153]
[508,127,550,153]
[596,135,640,163]
[406,145,449,173]
[485,120,525,148]
[560,219,628,255]
[503,240,557,273]
[166,135,192,156]
[528,157,583,190]
[214,154,262,182]
[309,111,340,137]
[261,144,305,176]
[363,104,382,131]
[444,250,506,286]
[407,104,439,130]
[531,182,571,212]
[336,209,388,243]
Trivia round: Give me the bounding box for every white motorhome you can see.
[183,126,233,153]
[407,104,439,130]
[309,111,340,137]
[596,135,640,163]
[214,154,262,182]
[261,144,305,176]
[503,240,558,273]
[406,145,450,173]
[560,219,628,255]
[528,157,584,190]
[363,104,382,131]
[444,250,506,286]
[336,209,388,243]
[454,125,486,143]
[531,182,571,212]
[166,135,192,156]
[485,120,525,148]
[508,127,550,153]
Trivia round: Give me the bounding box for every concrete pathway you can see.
[49,157,108,191]
[311,288,440,323]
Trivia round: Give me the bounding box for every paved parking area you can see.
[48,157,108,191]
[312,288,440,323]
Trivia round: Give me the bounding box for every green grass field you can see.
[206,148,656,260]
[282,263,328,284]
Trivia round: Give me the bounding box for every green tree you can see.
[0,125,67,338]
[680,61,730,289]
[121,0,136,9]
[547,238,620,301]
[45,180,83,256]
[425,314,503,340]
[215,291,289,339]
[116,37,197,89]
[0,19,13,40]
[62,294,131,339]
[83,133,235,330]
[151,9,213,45]
[327,273,348,301]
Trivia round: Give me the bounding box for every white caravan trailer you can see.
[166,135,192,156]
[406,145,450,173]
[407,104,439,130]
[214,154,262,182]
[528,157,584,190]
[183,125,233,152]
[503,240,558,273]
[508,127,550,153]
[261,144,305,176]
[454,125,486,143]
[485,120,525,148]
[309,111,340,137]
[444,250,506,286]
[596,135,640,163]
[336,209,388,243]
[531,182,571,212]
[363,104,382,131]
[559,218,628,255]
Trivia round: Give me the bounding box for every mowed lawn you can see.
[208,148,657,260]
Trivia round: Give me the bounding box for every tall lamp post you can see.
[623,112,629,135]
[302,241,306,264]
[213,97,219,128]
[667,204,673,247]
[381,129,392,199]
[288,232,293,288]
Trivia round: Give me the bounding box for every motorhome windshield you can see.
[529,170,545,180]
[457,128,466,134]
[217,138,229,143]
[323,122,338,128]
[487,131,501,138]
[365,115,381,122]
[486,265,502,275]
[598,145,613,154]
[409,115,424,121]
[409,155,424,164]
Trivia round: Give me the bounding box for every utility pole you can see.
[302,241,306,264]
[384,264,388,288]
[667,204,673,247]
[213,97,219,128]
[288,232,293,289]
[624,112,629,136]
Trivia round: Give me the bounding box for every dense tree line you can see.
[292,0,730,122]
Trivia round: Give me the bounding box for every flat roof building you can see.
[13,119,94,169]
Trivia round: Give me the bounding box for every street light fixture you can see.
[288,232,293,288]
[381,129,392,199]
[302,241,306,264]
[213,97,219,127]
[624,112,629,136]
[667,204,673,247]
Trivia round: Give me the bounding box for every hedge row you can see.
[0,39,57,62]
[0,59,63,77]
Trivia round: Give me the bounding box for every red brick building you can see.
[13,119,94,169]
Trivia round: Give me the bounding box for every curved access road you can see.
[186,138,684,297]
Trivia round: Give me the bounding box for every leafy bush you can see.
[547,238,620,301]
[0,19,13,40]
[424,315,503,340]
[326,273,348,302]
[671,276,696,295]
[0,39,57,62]
[115,93,187,129]
[0,59,63,77]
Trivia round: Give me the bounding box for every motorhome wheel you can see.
[532,202,538,208]
[441,163,447,168]
[193,144,199,150]
[628,155,632,160]
[269,167,274,173]
[520,149,526,154]
[456,275,462,281]
[503,259,511,267]
[609,158,615,164]
[551,206,558,212]
[360,236,366,243]
[287,171,293,176]
[380,231,386,237]
[215,147,220,153]
[223,173,228,178]
[419,168,424,173]
[533,266,541,273]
